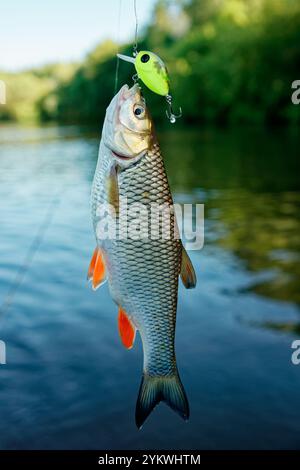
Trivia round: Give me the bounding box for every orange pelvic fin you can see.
[87,247,106,290]
[118,307,136,349]
[180,245,197,289]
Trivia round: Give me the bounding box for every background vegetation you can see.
[1,0,300,125]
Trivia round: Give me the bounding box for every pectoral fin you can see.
[87,246,106,290]
[107,163,119,215]
[180,245,197,289]
[118,307,136,349]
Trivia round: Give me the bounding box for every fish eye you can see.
[141,54,150,63]
[133,104,145,118]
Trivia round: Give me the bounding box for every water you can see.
[0,124,299,449]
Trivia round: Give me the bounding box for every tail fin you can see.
[135,371,189,429]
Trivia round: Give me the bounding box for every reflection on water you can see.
[255,321,300,336]
[0,124,299,449]
[161,128,300,306]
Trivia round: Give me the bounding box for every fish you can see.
[89,83,196,428]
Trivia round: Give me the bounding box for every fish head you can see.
[103,84,153,167]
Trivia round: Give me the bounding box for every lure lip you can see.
[117,53,136,64]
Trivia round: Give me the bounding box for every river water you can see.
[0,124,299,449]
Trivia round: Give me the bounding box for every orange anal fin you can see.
[87,247,106,290]
[118,308,136,350]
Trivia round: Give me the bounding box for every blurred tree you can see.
[1,0,300,125]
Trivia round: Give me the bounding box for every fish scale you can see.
[92,140,181,376]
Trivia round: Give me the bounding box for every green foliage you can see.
[1,0,300,125]
[0,63,77,123]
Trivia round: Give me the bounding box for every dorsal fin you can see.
[180,245,197,289]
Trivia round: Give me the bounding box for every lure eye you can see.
[133,104,145,118]
[141,53,150,63]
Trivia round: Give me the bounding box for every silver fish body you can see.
[91,84,196,427]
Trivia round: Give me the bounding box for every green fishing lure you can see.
[117,50,181,123]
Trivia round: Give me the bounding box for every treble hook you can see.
[165,94,182,124]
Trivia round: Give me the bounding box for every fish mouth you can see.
[118,83,141,104]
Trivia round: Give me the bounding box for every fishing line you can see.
[114,0,123,95]
[0,191,63,320]
[133,0,139,57]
